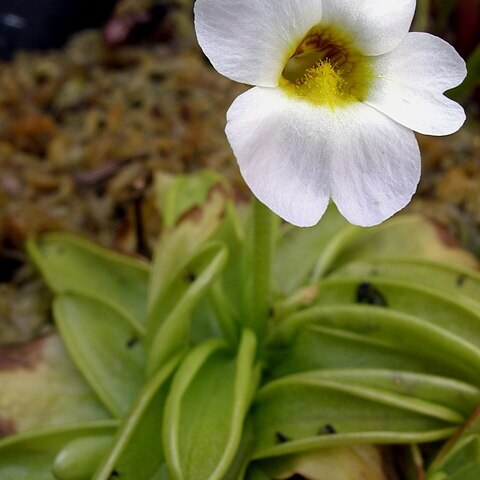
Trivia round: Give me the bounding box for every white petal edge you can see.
[226,87,421,228]
[194,0,323,87]
[321,0,416,56]
[365,32,467,136]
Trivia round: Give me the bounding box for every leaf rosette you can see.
[0,171,479,479]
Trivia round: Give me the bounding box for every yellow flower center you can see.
[280,25,374,109]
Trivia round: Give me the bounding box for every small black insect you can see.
[457,274,467,287]
[275,432,291,443]
[185,271,197,283]
[110,470,120,478]
[356,282,387,307]
[126,336,138,349]
[317,424,336,435]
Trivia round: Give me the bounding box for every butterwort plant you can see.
[2,172,480,479]
[195,0,467,227]
[0,1,477,480]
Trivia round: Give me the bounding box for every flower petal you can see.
[365,33,467,136]
[226,87,330,227]
[321,0,416,55]
[329,110,421,227]
[226,87,421,227]
[194,0,323,87]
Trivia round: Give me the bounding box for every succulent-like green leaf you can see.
[332,257,480,305]
[93,354,182,480]
[315,278,480,354]
[222,421,256,480]
[147,242,228,375]
[150,184,243,349]
[252,373,459,459]
[269,322,467,380]
[330,215,478,271]
[189,294,227,344]
[265,368,479,420]
[148,242,227,330]
[0,421,117,480]
[275,305,480,384]
[274,204,349,294]
[152,464,173,479]
[20,193,480,478]
[163,330,257,480]
[54,294,145,417]
[212,202,245,322]
[148,190,227,318]
[447,463,480,480]
[303,370,480,417]
[0,333,108,436]
[428,408,480,479]
[28,234,149,332]
[433,435,480,477]
[258,445,388,480]
[245,466,271,479]
[53,435,113,480]
[154,171,225,228]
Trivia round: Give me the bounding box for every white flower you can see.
[194,0,467,227]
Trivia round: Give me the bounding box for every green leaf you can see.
[259,445,388,480]
[147,242,228,375]
[53,435,113,480]
[252,373,459,459]
[275,305,480,384]
[148,190,227,318]
[153,464,173,480]
[432,435,480,478]
[189,294,227,344]
[54,294,145,417]
[0,333,109,435]
[300,370,480,417]
[0,421,117,480]
[149,185,243,349]
[447,463,480,480]
[170,202,245,347]
[315,277,480,353]
[163,330,258,480]
[260,372,464,424]
[222,421,256,480]
[331,257,480,306]
[93,354,182,480]
[274,204,349,294]
[269,322,468,380]
[213,201,245,322]
[429,409,480,478]
[154,171,225,228]
[148,241,228,331]
[28,234,149,332]
[245,466,271,480]
[330,215,478,272]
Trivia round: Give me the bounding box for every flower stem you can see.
[246,199,277,340]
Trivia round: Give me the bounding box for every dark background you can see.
[0,0,117,59]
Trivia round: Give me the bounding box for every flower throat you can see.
[280,25,374,108]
